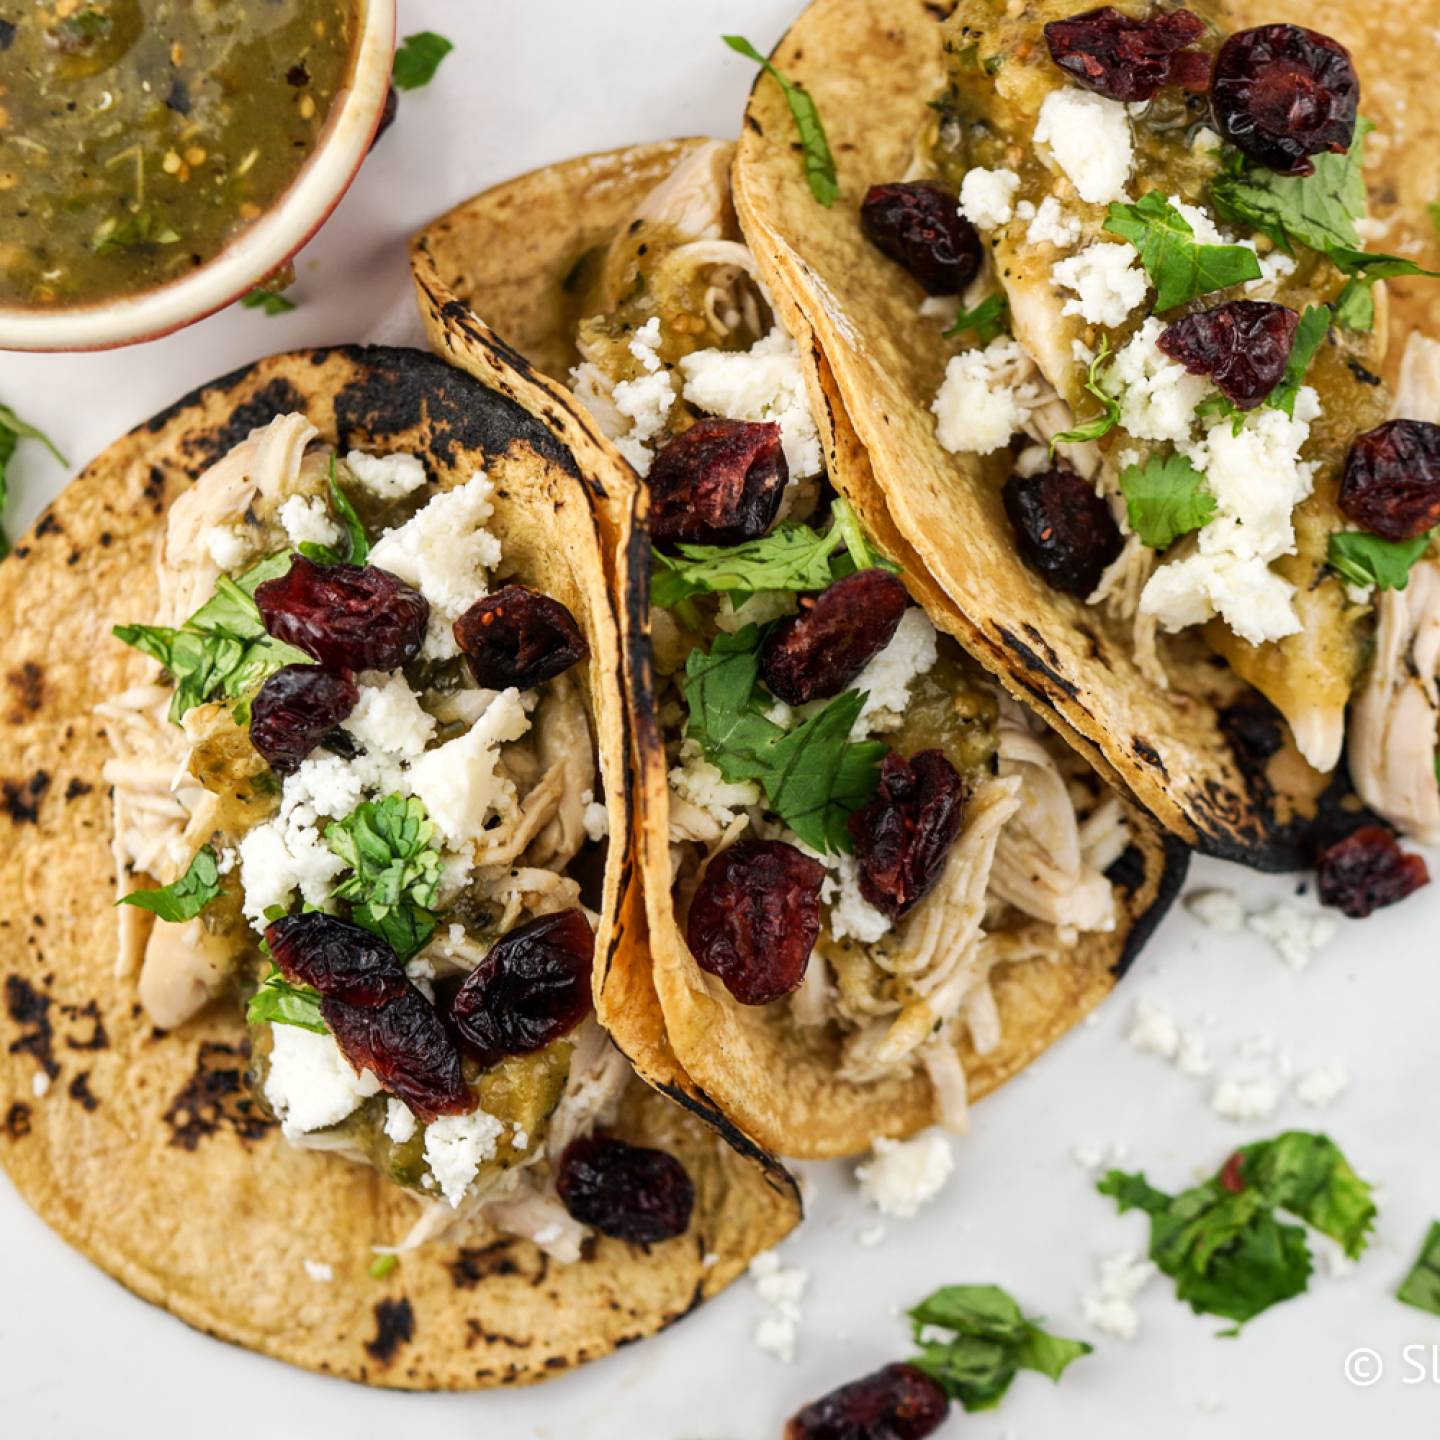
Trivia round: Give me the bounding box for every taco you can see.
[728,0,1440,871]
[0,345,799,1388]
[412,144,1187,1158]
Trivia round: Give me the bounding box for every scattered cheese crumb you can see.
[1082,1252,1156,1339]
[856,1133,955,1218]
[278,494,341,550]
[1246,903,1337,972]
[932,336,1037,455]
[1127,999,1179,1060]
[423,1107,506,1207]
[750,1250,809,1363]
[1026,195,1083,249]
[263,1025,381,1139]
[857,1224,888,1248]
[1106,316,1211,443]
[1053,242,1149,327]
[1295,1062,1350,1110]
[850,606,940,734]
[1185,888,1246,934]
[204,525,251,571]
[1034,88,1134,204]
[31,1070,50,1098]
[384,1097,418,1144]
[303,1259,334,1283]
[342,672,437,760]
[1210,1076,1280,1122]
[346,449,428,499]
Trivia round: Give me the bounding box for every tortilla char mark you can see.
[363,1298,415,1366]
[1,771,50,826]
[161,1041,274,1150]
[3,1102,31,1140]
[5,661,44,722]
[5,973,58,1080]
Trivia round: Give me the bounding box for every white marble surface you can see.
[4,3,1439,1435]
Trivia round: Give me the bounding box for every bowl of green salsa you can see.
[0,0,395,350]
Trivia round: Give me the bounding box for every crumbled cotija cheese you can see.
[204,525,251,571]
[1053,242,1149,327]
[1082,1252,1157,1339]
[1106,317,1212,443]
[1127,998,1179,1060]
[958,166,1021,229]
[423,1107,506,1206]
[750,1250,809,1363]
[932,336,1037,455]
[851,606,940,733]
[278,494,341,550]
[824,853,892,944]
[1034,88,1134,204]
[346,449,428,499]
[669,738,760,827]
[1185,888,1246,933]
[342,672,437,760]
[610,318,679,474]
[264,1025,381,1138]
[1295,1062,1350,1109]
[1246,903,1337,971]
[856,1133,955,1218]
[680,325,822,478]
[384,1097,419,1144]
[1210,1076,1280,1121]
[303,1259,334,1283]
[1026,195,1083,249]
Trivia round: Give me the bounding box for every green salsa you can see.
[0,0,357,308]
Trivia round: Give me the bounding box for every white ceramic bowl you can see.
[0,0,396,353]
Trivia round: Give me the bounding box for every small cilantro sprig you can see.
[1267,303,1330,417]
[118,846,223,922]
[1117,452,1215,550]
[1051,336,1120,448]
[651,498,895,611]
[908,1285,1091,1412]
[1327,246,1440,334]
[326,794,443,960]
[1327,530,1434,592]
[683,625,886,853]
[943,293,1009,345]
[1099,1131,1376,1332]
[723,35,838,207]
[1398,1222,1440,1316]
[1104,192,1263,311]
[0,402,66,558]
[92,211,180,254]
[114,551,310,724]
[242,288,297,316]
[246,968,326,1033]
[298,460,370,566]
[392,31,454,91]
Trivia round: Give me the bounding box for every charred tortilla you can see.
[0,345,799,1388]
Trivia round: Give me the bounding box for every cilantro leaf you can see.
[944,293,1009,345]
[299,459,370,567]
[392,31,453,90]
[1104,192,1263,311]
[114,551,310,723]
[723,35,838,207]
[651,498,895,610]
[1051,336,1120,448]
[0,402,66,559]
[1210,119,1371,254]
[1333,277,1376,332]
[1398,1222,1440,1316]
[1099,1131,1376,1329]
[1267,303,1330,417]
[118,846,222,922]
[246,967,327,1033]
[326,794,442,960]
[1327,530,1433,592]
[1326,247,1440,334]
[908,1284,1091,1412]
[1118,452,1215,549]
[682,626,885,853]
[92,211,181,254]
[242,288,297,316]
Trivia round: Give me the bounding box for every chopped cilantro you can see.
[368,1253,399,1280]
[683,625,886,853]
[392,31,453,91]
[1326,247,1440,335]
[1327,530,1434,592]
[908,1284,1091,1412]
[1267,304,1330,417]
[299,459,370,566]
[1430,202,1440,240]
[1104,192,1262,311]
[1333,277,1376,332]
[1051,336,1120,448]
[1210,120,1372,254]
[943,293,1009,345]
[1099,1131,1376,1331]
[92,211,181,254]
[723,35,838,207]
[1398,1222,1440,1316]
[241,288,297,316]
[114,551,310,724]
[651,498,895,610]
[0,403,66,558]
[246,967,326,1034]
[118,846,223,923]
[1118,452,1215,549]
[326,794,442,960]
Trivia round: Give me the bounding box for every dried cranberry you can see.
[1219,1151,1247,1194]
[1158,301,1302,409]
[1043,7,1208,102]
[786,1363,950,1440]
[1315,826,1429,918]
[686,840,825,1006]
[859,181,982,295]
[555,1135,695,1244]
[648,418,788,550]
[370,84,398,150]
[849,751,968,921]
[761,569,909,706]
[255,554,429,672]
[453,585,589,691]
[248,664,358,774]
[265,912,472,1122]
[1338,420,1440,541]
[1211,25,1358,177]
[1002,464,1123,595]
[449,909,594,1067]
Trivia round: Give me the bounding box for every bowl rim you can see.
[0,0,397,354]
